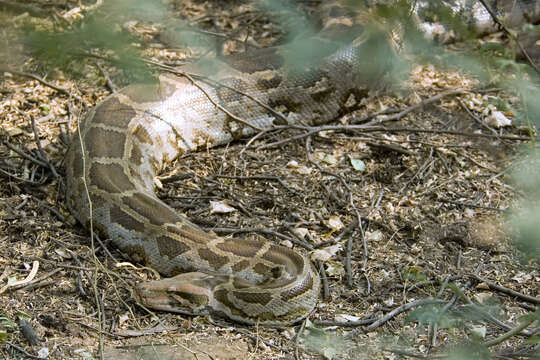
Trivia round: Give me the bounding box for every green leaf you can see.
[322,154,337,165]
[349,156,366,171]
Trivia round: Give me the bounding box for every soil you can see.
[0,1,538,359]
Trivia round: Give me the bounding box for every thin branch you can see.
[0,67,83,101]
[317,260,330,300]
[3,141,48,168]
[314,316,376,327]
[484,317,537,347]
[365,299,445,333]
[374,89,466,123]
[214,174,297,194]
[477,0,540,75]
[345,230,354,288]
[95,61,118,93]
[5,341,40,359]
[471,274,540,304]
[30,115,58,178]
[259,123,531,149]
[177,71,264,132]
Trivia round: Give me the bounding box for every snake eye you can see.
[270,266,283,280]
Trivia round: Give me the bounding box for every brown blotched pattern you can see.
[63,0,540,325]
[64,0,402,326]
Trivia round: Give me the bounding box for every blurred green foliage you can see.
[6,0,540,357]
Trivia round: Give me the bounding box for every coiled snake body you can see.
[65,1,539,325]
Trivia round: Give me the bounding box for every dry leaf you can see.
[311,244,342,262]
[209,200,236,214]
[486,110,512,128]
[327,215,344,231]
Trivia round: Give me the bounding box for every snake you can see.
[64,1,539,326]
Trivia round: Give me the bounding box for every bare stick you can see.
[477,0,540,75]
[180,72,264,132]
[317,260,330,300]
[0,67,83,101]
[215,174,297,194]
[484,317,537,347]
[364,299,445,333]
[472,274,540,304]
[375,89,466,123]
[3,141,48,168]
[259,122,531,149]
[30,115,58,177]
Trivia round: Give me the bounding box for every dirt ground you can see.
[0,1,539,359]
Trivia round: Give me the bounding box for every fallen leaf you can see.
[293,227,309,238]
[325,261,344,276]
[486,110,511,128]
[209,200,236,214]
[327,215,344,231]
[311,244,342,262]
[349,156,366,171]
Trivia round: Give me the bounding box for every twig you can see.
[317,260,330,300]
[382,348,445,359]
[438,198,506,212]
[403,275,463,292]
[351,107,401,124]
[0,167,46,185]
[458,99,498,135]
[215,174,297,194]
[92,234,119,264]
[77,322,124,339]
[0,67,83,101]
[471,274,540,304]
[483,317,537,347]
[314,218,360,248]
[12,268,62,292]
[77,117,105,360]
[30,115,58,178]
[345,230,354,288]
[5,341,40,359]
[314,317,376,327]
[35,198,66,221]
[3,141,48,168]
[180,71,264,132]
[234,329,287,352]
[477,0,540,75]
[258,122,531,150]
[347,299,445,337]
[294,318,307,360]
[364,125,531,141]
[95,61,118,93]
[146,60,289,125]
[375,89,466,123]
[365,299,445,331]
[0,261,39,294]
[429,294,457,349]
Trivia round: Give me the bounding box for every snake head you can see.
[134,272,215,315]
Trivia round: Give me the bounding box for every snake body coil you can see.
[65,1,539,325]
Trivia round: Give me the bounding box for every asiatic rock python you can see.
[65,1,539,326]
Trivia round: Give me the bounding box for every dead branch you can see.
[0,67,83,102]
[472,274,540,304]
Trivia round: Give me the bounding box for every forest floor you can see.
[0,0,538,359]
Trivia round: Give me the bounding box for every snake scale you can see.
[65,1,539,326]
